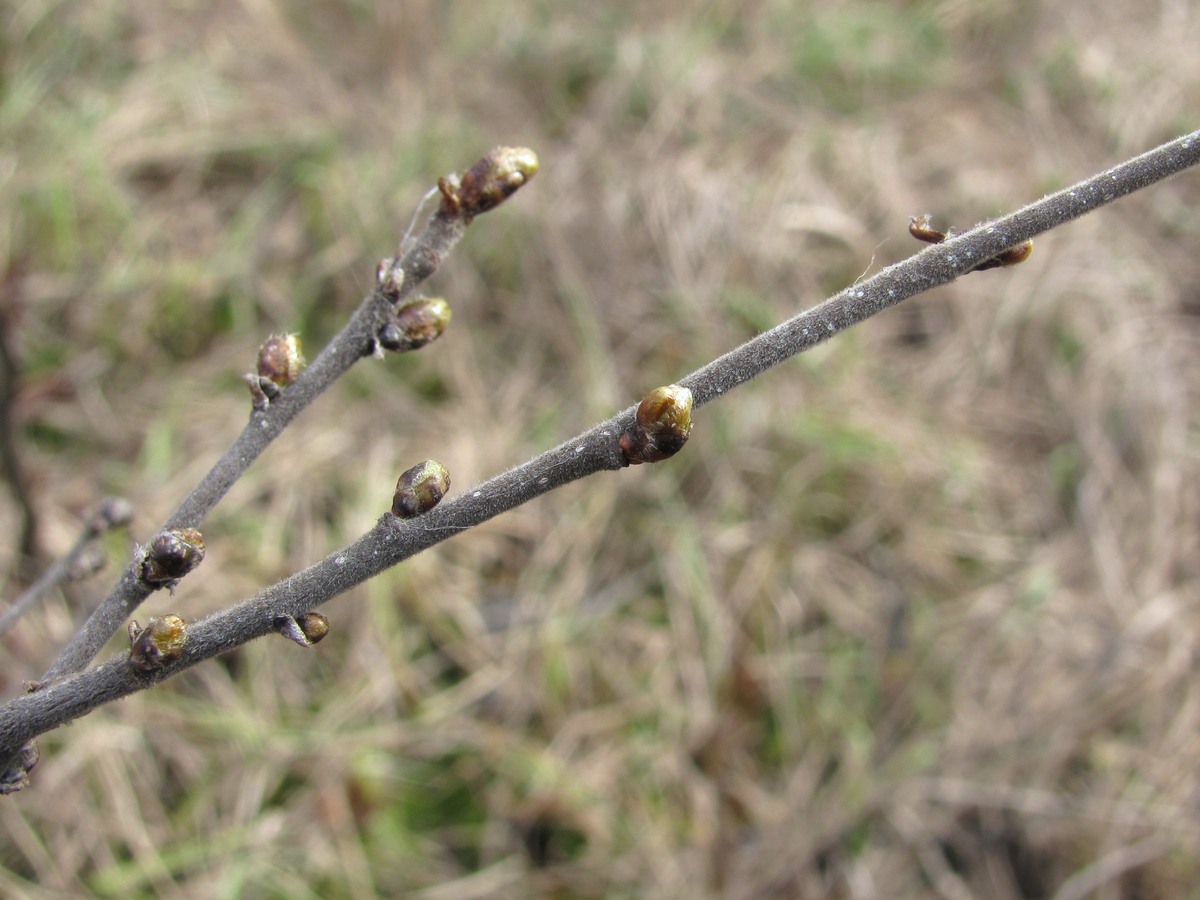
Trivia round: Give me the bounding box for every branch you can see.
[40,147,540,682]
[1,129,1197,792]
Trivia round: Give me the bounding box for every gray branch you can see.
[2,129,1197,789]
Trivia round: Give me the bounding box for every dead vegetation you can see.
[2,0,1199,896]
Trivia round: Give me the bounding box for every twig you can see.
[1,130,1196,791]
[0,288,38,577]
[41,147,539,682]
[0,498,134,638]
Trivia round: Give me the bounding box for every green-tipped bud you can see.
[375,256,406,300]
[274,612,330,647]
[391,460,451,518]
[139,528,205,586]
[257,333,305,388]
[619,385,694,465]
[438,146,539,221]
[378,297,451,352]
[128,614,188,673]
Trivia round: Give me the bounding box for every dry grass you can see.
[2,0,1200,896]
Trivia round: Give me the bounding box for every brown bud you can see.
[378,297,451,352]
[128,614,188,673]
[619,385,694,465]
[376,257,406,300]
[391,460,451,518]
[909,214,1032,271]
[257,333,305,388]
[274,612,330,647]
[974,239,1034,269]
[438,147,539,220]
[0,742,39,795]
[908,214,948,244]
[139,528,205,586]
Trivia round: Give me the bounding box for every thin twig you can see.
[41,149,533,681]
[1,130,1197,790]
[0,499,133,638]
[0,288,38,577]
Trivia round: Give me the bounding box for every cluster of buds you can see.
[908,214,1033,270]
[138,528,205,589]
[438,146,539,222]
[244,333,306,410]
[619,385,695,465]
[128,615,188,674]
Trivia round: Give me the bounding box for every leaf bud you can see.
[391,459,451,518]
[378,297,451,352]
[909,214,1032,271]
[438,146,539,221]
[619,385,694,465]
[128,614,188,673]
[0,742,39,795]
[139,528,205,586]
[257,333,305,388]
[375,256,406,300]
[274,612,330,647]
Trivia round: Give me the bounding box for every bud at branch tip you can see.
[438,147,539,221]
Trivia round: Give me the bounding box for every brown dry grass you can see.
[2,0,1200,897]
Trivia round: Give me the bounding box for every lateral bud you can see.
[908,214,1033,271]
[274,612,330,647]
[375,257,406,301]
[378,297,451,352]
[391,460,451,518]
[438,146,539,221]
[246,333,305,409]
[128,614,188,673]
[619,385,694,465]
[138,528,205,588]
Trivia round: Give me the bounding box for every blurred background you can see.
[2,1,1199,896]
